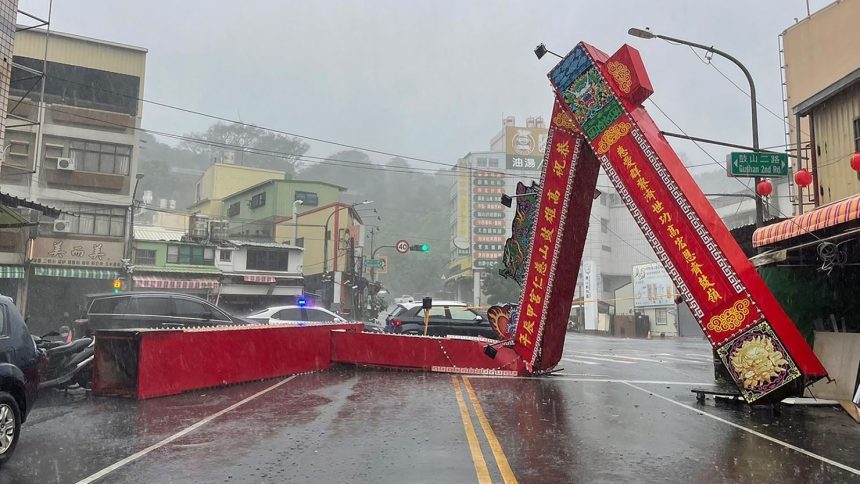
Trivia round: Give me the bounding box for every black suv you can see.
[383,301,497,339]
[0,294,42,465]
[77,292,247,337]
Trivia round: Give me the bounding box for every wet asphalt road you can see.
[3,333,860,483]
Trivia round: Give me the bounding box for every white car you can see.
[244,305,346,325]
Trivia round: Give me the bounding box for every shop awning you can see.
[34,266,117,279]
[0,191,63,219]
[242,274,277,283]
[0,265,23,279]
[133,275,219,289]
[752,194,860,248]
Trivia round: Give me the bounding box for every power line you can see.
[646,97,822,240]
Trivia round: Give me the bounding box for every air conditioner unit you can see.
[53,219,72,233]
[56,157,76,171]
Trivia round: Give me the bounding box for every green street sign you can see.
[365,258,385,268]
[728,152,788,177]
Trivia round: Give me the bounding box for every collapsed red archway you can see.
[509,41,826,404]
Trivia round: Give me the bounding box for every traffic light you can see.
[411,243,430,252]
[112,278,123,294]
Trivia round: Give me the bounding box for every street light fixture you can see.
[291,199,303,246]
[534,43,563,60]
[627,27,764,228]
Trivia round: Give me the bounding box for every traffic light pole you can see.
[371,245,396,283]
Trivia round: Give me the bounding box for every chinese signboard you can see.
[505,126,548,170]
[727,152,789,177]
[31,237,124,268]
[632,263,675,307]
[536,41,825,402]
[513,98,601,370]
[471,169,506,269]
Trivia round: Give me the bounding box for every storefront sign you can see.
[633,263,675,307]
[505,126,549,170]
[31,237,124,268]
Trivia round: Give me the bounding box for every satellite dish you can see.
[453,238,469,250]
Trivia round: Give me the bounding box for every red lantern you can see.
[851,152,860,173]
[795,169,813,188]
[756,179,773,197]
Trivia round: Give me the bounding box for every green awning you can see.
[0,265,23,279]
[133,264,222,275]
[34,266,118,279]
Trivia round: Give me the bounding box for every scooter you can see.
[34,331,95,391]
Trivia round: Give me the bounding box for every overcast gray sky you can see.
[18,0,831,173]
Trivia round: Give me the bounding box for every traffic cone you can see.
[646,330,652,340]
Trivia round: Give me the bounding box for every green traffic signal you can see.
[410,243,430,252]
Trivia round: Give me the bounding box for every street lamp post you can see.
[628,27,764,228]
[323,200,373,274]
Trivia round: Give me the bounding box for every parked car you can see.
[76,292,248,337]
[383,301,497,339]
[244,305,347,324]
[0,294,43,465]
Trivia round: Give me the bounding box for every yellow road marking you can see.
[463,377,518,484]
[452,376,491,483]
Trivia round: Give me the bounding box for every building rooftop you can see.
[134,226,185,242]
[17,26,148,53]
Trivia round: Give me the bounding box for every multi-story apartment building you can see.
[0,28,146,331]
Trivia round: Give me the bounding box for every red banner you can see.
[513,100,601,370]
[544,41,826,402]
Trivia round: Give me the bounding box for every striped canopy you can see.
[752,194,860,248]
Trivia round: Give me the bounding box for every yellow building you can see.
[188,163,286,217]
[783,0,860,208]
[276,202,362,277]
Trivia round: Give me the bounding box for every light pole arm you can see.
[372,245,395,259]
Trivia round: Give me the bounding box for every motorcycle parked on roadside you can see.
[33,330,94,391]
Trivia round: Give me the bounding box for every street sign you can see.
[365,258,385,268]
[377,255,388,274]
[727,152,789,177]
[395,240,410,254]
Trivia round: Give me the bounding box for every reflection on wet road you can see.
[2,334,859,483]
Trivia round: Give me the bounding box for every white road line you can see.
[584,353,661,363]
[76,376,298,484]
[652,356,710,364]
[566,354,636,364]
[623,382,860,477]
[561,357,600,365]
[466,375,718,386]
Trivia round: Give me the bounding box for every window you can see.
[219,250,232,262]
[195,182,202,202]
[54,203,126,237]
[295,191,319,206]
[250,192,266,209]
[135,249,156,265]
[228,202,240,217]
[416,307,447,319]
[449,308,479,321]
[167,245,215,265]
[306,309,338,322]
[69,140,131,175]
[600,218,609,233]
[88,296,132,315]
[295,237,304,248]
[247,249,289,271]
[12,56,141,116]
[477,158,488,167]
[488,159,499,168]
[273,308,303,321]
[656,309,668,326]
[135,297,172,317]
[602,245,612,252]
[173,298,209,319]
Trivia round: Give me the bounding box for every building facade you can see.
[783,0,860,209]
[0,28,146,332]
[188,162,286,218]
